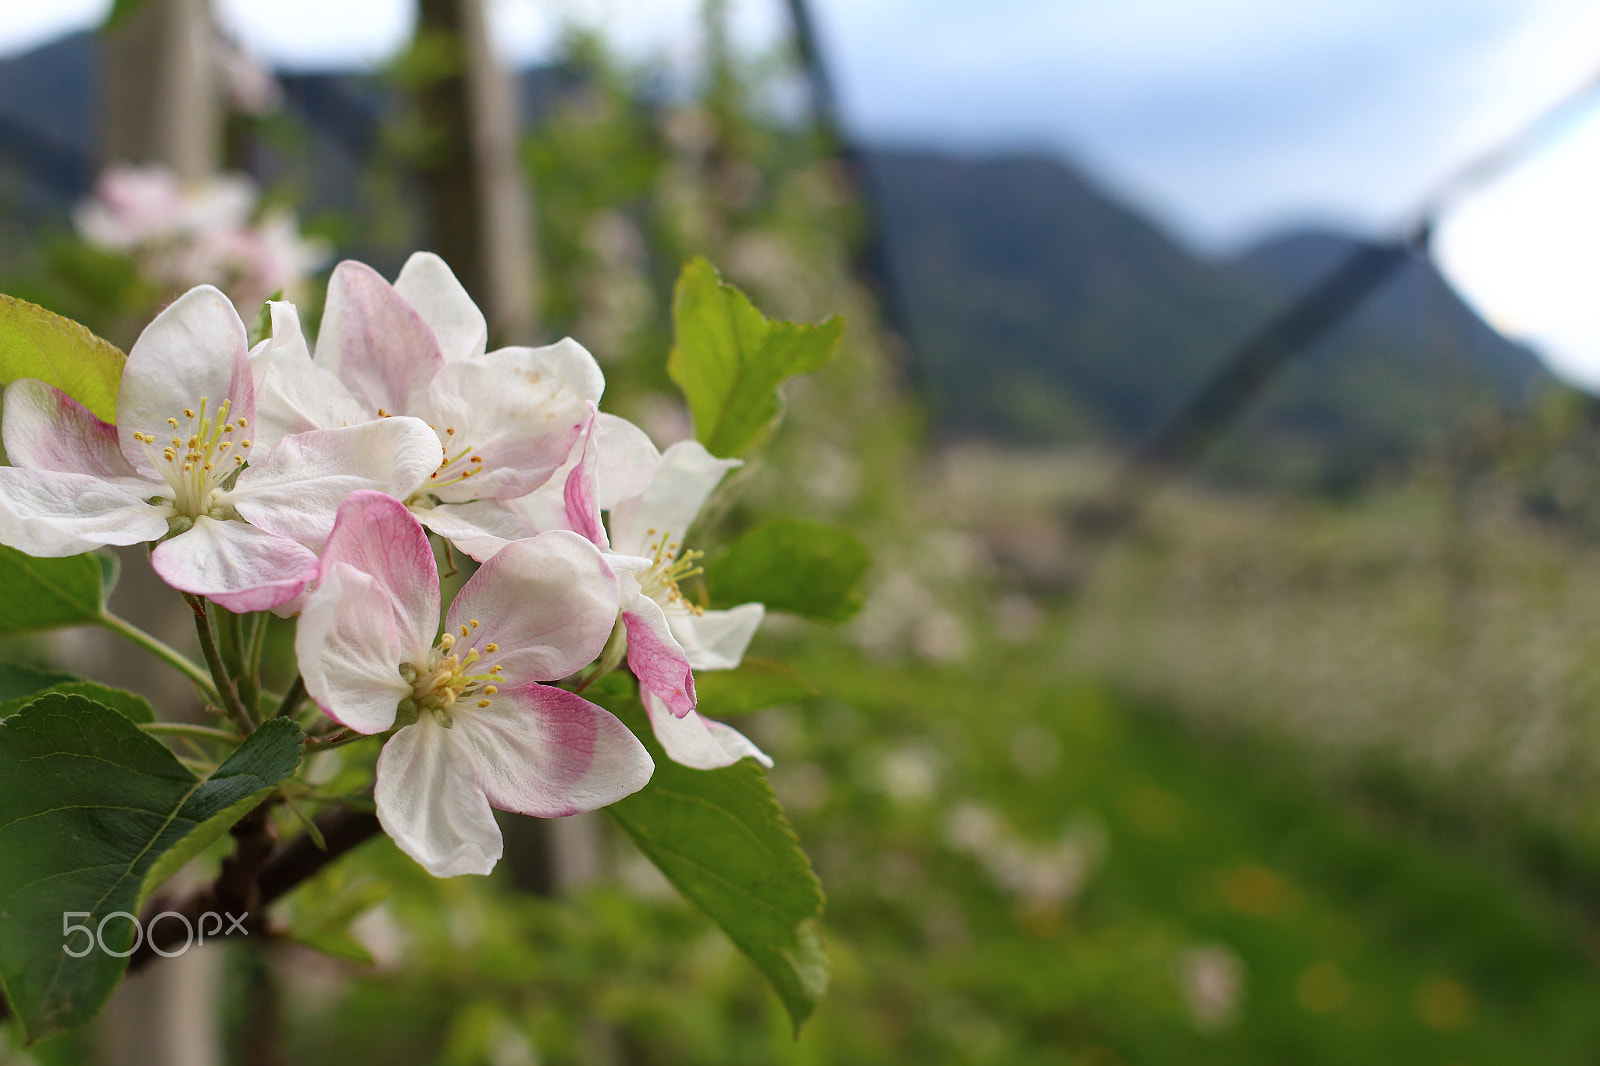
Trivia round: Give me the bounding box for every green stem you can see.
[574,614,628,692]
[184,594,253,734]
[274,675,306,719]
[141,722,243,743]
[247,612,269,683]
[97,611,219,701]
[302,728,373,752]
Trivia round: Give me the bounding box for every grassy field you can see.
[237,636,1600,1066]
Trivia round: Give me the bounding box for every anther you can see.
[484,643,498,653]
[477,699,491,708]
[468,619,480,629]
[237,417,248,428]
[166,417,178,428]
[459,624,470,637]
[484,685,497,695]
[183,408,195,418]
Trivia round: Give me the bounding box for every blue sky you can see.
[4,0,1600,384]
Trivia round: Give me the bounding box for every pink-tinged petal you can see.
[668,602,765,672]
[623,588,695,717]
[457,684,652,817]
[448,530,619,683]
[562,409,607,548]
[608,440,739,556]
[318,492,439,652]
[316,259,444,415]
[248,300,369,448]
[419,339,601,503]
[228,416,440,550]
[150,515,315,611]
[393,251,487,362]
[0,468,165,555]
[296,562,418,734]
[505,479,574,537]
[376,718,502,877]
[643,689,771,770]
[592,413,660,507]
[416,499,533,562]
[3,379,139,478]
[118,285,254,476]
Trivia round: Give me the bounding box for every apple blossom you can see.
[0,285,441,611]
[295,491,653,877]
[74,164,328,308]
[541,413,770,769]
[249,253,603,556]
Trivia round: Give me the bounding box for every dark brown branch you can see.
[125,803,381,972]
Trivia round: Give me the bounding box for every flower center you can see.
[400,619,504,726]
[636,529,704,615]
[129,397,252,518]
[424,424,486,492]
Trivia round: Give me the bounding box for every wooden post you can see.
[99,0,223,179]
[413,0,540,344]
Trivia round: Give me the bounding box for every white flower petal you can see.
[0,467,165,555]
[297,562,418,734]
[593,413,660,507]
[669,602,765,672]
[3,379,140,478]
[420,340,601,502]
[416,499,533,562]
[118,284,253,477]
[458,684,652,817]
[393,251,487,362]
[643,689,771,770]
[622,587,695,717]
[608,439,738,556]
[318,492,440,655]
[316,260,443,415]
[248,300,370,447]
[150,515,315,611]
[376,718,502,877]
[230,416,440,550]
[447,530,618,683]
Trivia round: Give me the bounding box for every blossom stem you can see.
[141,722,242,743]
[274,675,306,719]
[184,593,254,733]
[574,614,628,692]
[302,728,372,752]
[96,610,219,702]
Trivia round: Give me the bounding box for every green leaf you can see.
[703,519,871,622]
[0,548,106,637]
[0,662,75,703]
[667,258,844,458]
[694,658,815,717]
[602,694,827,1034]
[0,295,124,422]
[0,698,302,1041]
[0,681,153,723]
[284,879,389,966]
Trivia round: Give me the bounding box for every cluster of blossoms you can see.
[75,164,329,311]
[0,253,768,877]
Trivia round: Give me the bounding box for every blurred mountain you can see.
[866,149,1552,486]
[0,35,1553,488]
